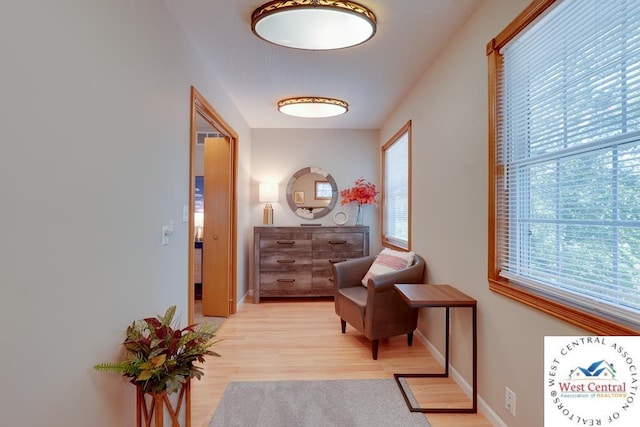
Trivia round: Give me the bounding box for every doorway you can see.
[188,86,238,324]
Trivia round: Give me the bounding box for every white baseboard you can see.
[413,330,508,427]
[237,291,248,308]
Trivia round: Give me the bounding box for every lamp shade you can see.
[278,97,348,118]
[251,0,377,51]
[259,182,279,202]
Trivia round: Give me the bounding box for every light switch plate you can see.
[161,225,172,246]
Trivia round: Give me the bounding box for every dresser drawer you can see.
[312,252,364,267]
[260,234,312,254]
[312,253,365,281]
[311,273,336,295]
[260,271,312,294]
[313,233,364,253]
[312,256,360,293]
[261,254,312,271]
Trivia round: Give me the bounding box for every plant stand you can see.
[136,380,190,427]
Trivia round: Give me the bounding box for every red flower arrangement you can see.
[340,177,379,206]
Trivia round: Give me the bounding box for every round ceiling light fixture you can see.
[277,97,348,118]
[251,0,377,50]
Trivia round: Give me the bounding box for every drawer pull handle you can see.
[329,240,347,245]
[329,259,346,264]
[277,279,296,283]
[277,260,295,263]
[277,240,296,245]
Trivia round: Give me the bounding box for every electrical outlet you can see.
[505,387,516,417]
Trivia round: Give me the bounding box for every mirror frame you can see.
[286,167,338,219]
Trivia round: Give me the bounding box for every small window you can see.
[382,121,412,250]
[315,181,332,200]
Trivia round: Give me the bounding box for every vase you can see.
[355,204,364,226]
[136,380,190,427]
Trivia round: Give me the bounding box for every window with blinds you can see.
[488,0,640,333]
[382,121,411,250]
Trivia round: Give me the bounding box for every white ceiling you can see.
[164,0,481,130]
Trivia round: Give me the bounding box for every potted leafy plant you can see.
[94,306,220,426]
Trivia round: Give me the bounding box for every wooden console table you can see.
[393,284,477,413]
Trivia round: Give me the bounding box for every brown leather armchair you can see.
[333,254,426,359]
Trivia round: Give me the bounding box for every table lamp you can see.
[259,182,279,225]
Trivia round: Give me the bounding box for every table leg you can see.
[472,304,477,412]
[444,306,450,377]
[394,306,477,413]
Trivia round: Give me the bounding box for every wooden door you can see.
[202,136,232,316]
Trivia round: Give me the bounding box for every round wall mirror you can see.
[286,167,338,219]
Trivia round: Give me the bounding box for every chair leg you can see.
[372,340,379,360]
[407,331,414,346]
[340,319,346,333]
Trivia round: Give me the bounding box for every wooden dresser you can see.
[253,226,369,303]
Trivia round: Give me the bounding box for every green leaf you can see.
[137,370,153,381]
[160,305,176,326]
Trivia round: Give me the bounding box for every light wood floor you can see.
[191,298,492,427]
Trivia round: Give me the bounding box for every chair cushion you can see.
[339,285,368,309]
[361,248,415,287]
[337,285,367,330]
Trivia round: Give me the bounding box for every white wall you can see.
[380,1,587,426]
[251,128,381,253]
[0,1,251,426]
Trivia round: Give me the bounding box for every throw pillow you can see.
[361,248,415,286]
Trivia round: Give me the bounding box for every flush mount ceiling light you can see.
[278,97,348,118]
[251,0,377,50]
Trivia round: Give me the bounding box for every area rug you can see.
[209,378,430,427]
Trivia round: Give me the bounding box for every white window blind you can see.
[384,130,409,249]
[497,0,640,326]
